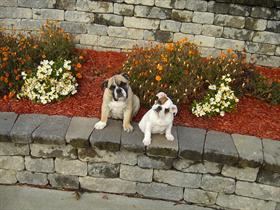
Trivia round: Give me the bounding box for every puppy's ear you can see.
[171,104,178,116]
[156,92,167,99]
[122,73,130,81]
[101,80,108,90]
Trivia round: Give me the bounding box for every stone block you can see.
[222,28,254,41]
[146,127,178,158]
[215,38,245,51]
[267,20,280,33]
[194,35,215,47]
[254,55,280,67]
[48,174,79,189]
[108,26,144,40]
[0,0,17,6]
[160,20,181,32]
[120,165,153,183]
[0,112,18,142]
[124,17,160,30]
[258,43,277,55]
[95,14,123,27]
[154,170,202,188]
[143,30,155,41]
[257,169,280,187]
[121,122,145,153]
[184,188,218,205]
[263,138,280,172]
[10,114,47,144]
[136,182,183,201]
[16,171,48,185]
[32,115,71,145]
[65,11,94,23]
[185,0,207,12]
[114,3,134,16]
[99,36,136,49]
[79,34,99,46]
[201,25,223,37]
[88,162,119,178]
[232,134,263,167]
[55,0,76,10]
[251,7,273,19]
[66,117,97,148]
[177,126,205,161]
[30,144,77,159]
[214,14,245,29]
[124,0,154,6]
[0,169,17,184]
[154,30,173,42]
[229,4,250,16]
[55,158,87,176]
[0,7,32,19]
[173,33,194,42]
[137,155,173,169]
[87,24,108,36]
[253,31,280,45]
[90,119,122,152]
[135,6,171,19]
[0,156,24,170]
[236,181,280,202]
[222,165,259,182]
[80,177,136,194]
[181,22,202,35]
[276,47,280,56]
[193,12,214,24]
[172,0,186,9]
[173,159,222,174]
[201,174,235,193]
[245,17,267,31]
[0,142,29,156]
[61,21,87,34]
[33,9,64,20]
[171,10,193,22]
[25,157,54,173]
[18,0,55,8]
[208,2,229,14]
[216,194,277,210]
[76,0,113,13]
[155,0,172,8]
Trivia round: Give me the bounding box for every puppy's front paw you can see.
[123,123,133,132]
[166,134,174,141]
[94,121,107,130]
[143,138,151,146]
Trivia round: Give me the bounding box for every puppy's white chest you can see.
[108,101,126,119]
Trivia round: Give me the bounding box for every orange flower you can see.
[227,48,233,54]
[8,91,15,98]
[178,38,187,44]
[155,75,162,81]
[76,73,82,79]
[165,43,174,51]
[79,55,84,60]
[76,63,82,68]
[232,53,238,59]
[219,51,226,59]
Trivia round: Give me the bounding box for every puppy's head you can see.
[102,73,130,101]
[153,92,177,118]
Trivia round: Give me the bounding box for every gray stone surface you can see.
[194,35,215,47]
[87,24,108,36]
[221,165,259,182]
[214,14,245,29]
[232,134,263,167]
[184,188,217,205]
[18,0,55,8]
[32,115,71,145]
[114,3,134,16]
[257,169,280,187]
[90,120,122,152]
[107,26,144,40]
[66,117,97,148]
[124,17,160,30]
[253,31,280,45]
[216,194,277,210]
[65,11,94,23]
[80,177,136,194]
[0,112,18,142]
[236,181,280,202]
[193,12,214,24]
[160,20,181,32]
[0,142,29,156]
[215,38,245,51]
[10,114,47,143]
[76,0,113,13]
[147,127,178,158]
[201,25,223,37]
[154,170,202,188]
[16,171,48,185]
[121,122,145,153]
[0,169,17,184]
[0,7,31,19]
[245,17,267,31]
[95,14,123,27]
[55,158,87,176]
[120,165,153,183]
[136,182,183,201]
[185,0,207,12]
[204,131,238,165]
[30,144,77,159]
[48,174,79,189]
[33,9,64,20]
[181,22,202,34]
[171,10,193,22]
[0,156,24,170]
[201,174,235,194]
[88,162,120,178]
[177,126,206,161]
[25,156,54,173]
[222,28,254,41]
[263,138,280,172]
[61,21,87,34]
[267,20,280,33]
[137,155,173,169]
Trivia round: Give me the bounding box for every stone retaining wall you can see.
[0,112,280,210]
[0,0,280,67]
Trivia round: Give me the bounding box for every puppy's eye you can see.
[119,82,127,87]
[165,108,169,113]
[109,85,115,91]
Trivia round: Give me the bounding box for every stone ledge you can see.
[0,112,280,172]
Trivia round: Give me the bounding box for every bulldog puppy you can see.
[94,73,140,132]
[139,92,178,146]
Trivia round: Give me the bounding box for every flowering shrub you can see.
[18,60,78,104]
[192,74,239,117]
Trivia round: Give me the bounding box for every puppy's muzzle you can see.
[155,105,162,113]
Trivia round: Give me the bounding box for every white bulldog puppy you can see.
[139,92,178,146]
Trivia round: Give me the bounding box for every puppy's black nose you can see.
[155,106,162,112]
[116,88,122,94]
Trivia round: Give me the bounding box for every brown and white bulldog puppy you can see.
[94,73,140,132]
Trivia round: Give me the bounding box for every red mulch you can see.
[0,50,280,141]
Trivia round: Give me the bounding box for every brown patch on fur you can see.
[157,96,168,105]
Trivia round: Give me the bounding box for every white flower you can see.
[220,111,225,116]
[208,84,216,90]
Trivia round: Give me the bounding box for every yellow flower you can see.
[165,43,174,51]
[155,75,162,81]
[157,64,163,71]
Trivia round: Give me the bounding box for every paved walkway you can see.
[0,185,214,210]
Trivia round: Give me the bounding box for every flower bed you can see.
[0,49,280,141]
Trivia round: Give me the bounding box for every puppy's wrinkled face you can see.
[103,74,129,101]
[153,96,177,118]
